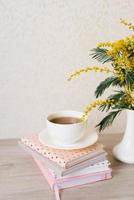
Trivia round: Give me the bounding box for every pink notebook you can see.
[34,156,112,190]
[19,141,107,177]
[34,157,112,200]
[21,134,104,169]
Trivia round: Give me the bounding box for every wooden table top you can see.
[0,134,134,200]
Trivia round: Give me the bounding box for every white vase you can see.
[113,109,134,164]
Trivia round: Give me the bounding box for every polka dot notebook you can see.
[21,134,104,169]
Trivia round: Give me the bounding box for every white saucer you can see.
[39,128,98,150]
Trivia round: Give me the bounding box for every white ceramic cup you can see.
[46,110,88,145]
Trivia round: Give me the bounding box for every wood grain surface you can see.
[0,134,134,200]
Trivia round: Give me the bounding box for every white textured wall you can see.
[0,0,134,139]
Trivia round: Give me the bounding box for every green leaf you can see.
[108,90,125,101]
[95,76,120,98]
[124,70,134,89]
[98,103,111,112]
[96,110,122,132]
[112,101,131,110]
[90,48,113,64]
[98,91,125,112]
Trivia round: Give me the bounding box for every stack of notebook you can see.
[20,134,112,200]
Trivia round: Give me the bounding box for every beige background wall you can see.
[0,0,134,139]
